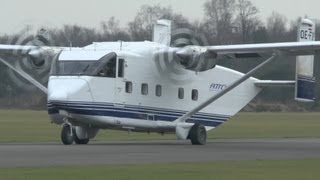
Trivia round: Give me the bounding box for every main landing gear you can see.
[61,124,90,145]
[73,127,90,145]
[188,123,207,145]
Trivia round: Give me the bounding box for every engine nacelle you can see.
[28,48,46,68]
[27,28,54,68]
[176,46,217,72]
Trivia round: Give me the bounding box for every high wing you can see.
[0,45,37,54]
[173,41,320,73]
[0,44,63,56]
[207,41,320,59]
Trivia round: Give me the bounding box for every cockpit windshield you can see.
[50,52,117,78]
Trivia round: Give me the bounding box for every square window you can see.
[156,85,162,97]
[192,89,198,101]
[178,88,184,99]
[126,82,132,93]
[141,83,148,95]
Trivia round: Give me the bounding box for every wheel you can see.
[61,125,74,145]
[73,127,90,145]
[74,137,89,145]
[189,123,207,145]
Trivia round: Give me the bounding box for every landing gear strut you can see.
[61,124,74,145]
[189,124,207,145]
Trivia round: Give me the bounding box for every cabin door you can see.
[114,57,126,106]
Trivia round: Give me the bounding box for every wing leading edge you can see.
[207,41,320,59]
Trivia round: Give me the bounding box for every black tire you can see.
[73,127,90,145]
[61,125,74,145]
[189,124,207,145]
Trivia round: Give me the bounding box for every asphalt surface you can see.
[1,138,320,167]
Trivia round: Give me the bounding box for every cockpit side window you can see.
[118,59,125,78]
[96,57,116,78]
[50,52,117,77]
[87,53,117,78]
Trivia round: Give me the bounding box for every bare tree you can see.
[101,17,120,37]
[128,4,195,41]
[128,5,173,41]
[235,0,260,43]
[252,25,268,43]
[203,0,236,44]
[100,17,130,41]
[267,12,288,42]
[170,13,192,29]
[49,25,99,47]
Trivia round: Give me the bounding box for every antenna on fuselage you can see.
[68,40,73,51]
[93,42,97,51]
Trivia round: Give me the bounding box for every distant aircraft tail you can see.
[295,19,316,102]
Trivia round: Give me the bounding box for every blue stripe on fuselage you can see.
[47,101,230,127]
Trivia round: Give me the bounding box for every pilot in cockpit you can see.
[98,58,116,78]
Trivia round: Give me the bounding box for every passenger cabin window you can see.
[126,82,132,93]
[192,89,199,101]
[118,59,125,78]
[141,84,148,95]
[178,88,184,99]
[156,85,162,97]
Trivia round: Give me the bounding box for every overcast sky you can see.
[0,0,319,34]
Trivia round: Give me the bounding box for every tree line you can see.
[0,0,320,111]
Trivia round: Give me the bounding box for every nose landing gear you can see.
[61,124,74,145]
[61,119,92,145]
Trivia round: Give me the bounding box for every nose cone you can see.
[176,48,193,60]
[48,91,68,102]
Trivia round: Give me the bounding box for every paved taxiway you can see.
[0,138,320,167]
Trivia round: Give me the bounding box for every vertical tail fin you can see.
[295,19,316,102]
[152,19,171,46]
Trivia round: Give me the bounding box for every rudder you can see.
[295,19,316,102]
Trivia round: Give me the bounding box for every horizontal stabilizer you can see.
[255,80,295,88]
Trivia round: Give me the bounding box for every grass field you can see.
[1,110,320,179]
[0,110,320,142]
[0,159,320,180]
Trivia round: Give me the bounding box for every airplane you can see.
[0,18,319,145]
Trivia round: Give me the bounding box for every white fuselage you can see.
[47,41,261,133]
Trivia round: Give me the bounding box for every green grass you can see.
[0,110,320,142]
[212,112,320,139]
[0,159,320,180]
[1,110,320,179]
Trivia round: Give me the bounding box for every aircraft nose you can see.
[48,91,68,102]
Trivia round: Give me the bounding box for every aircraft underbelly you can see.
[68,114,173,132]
